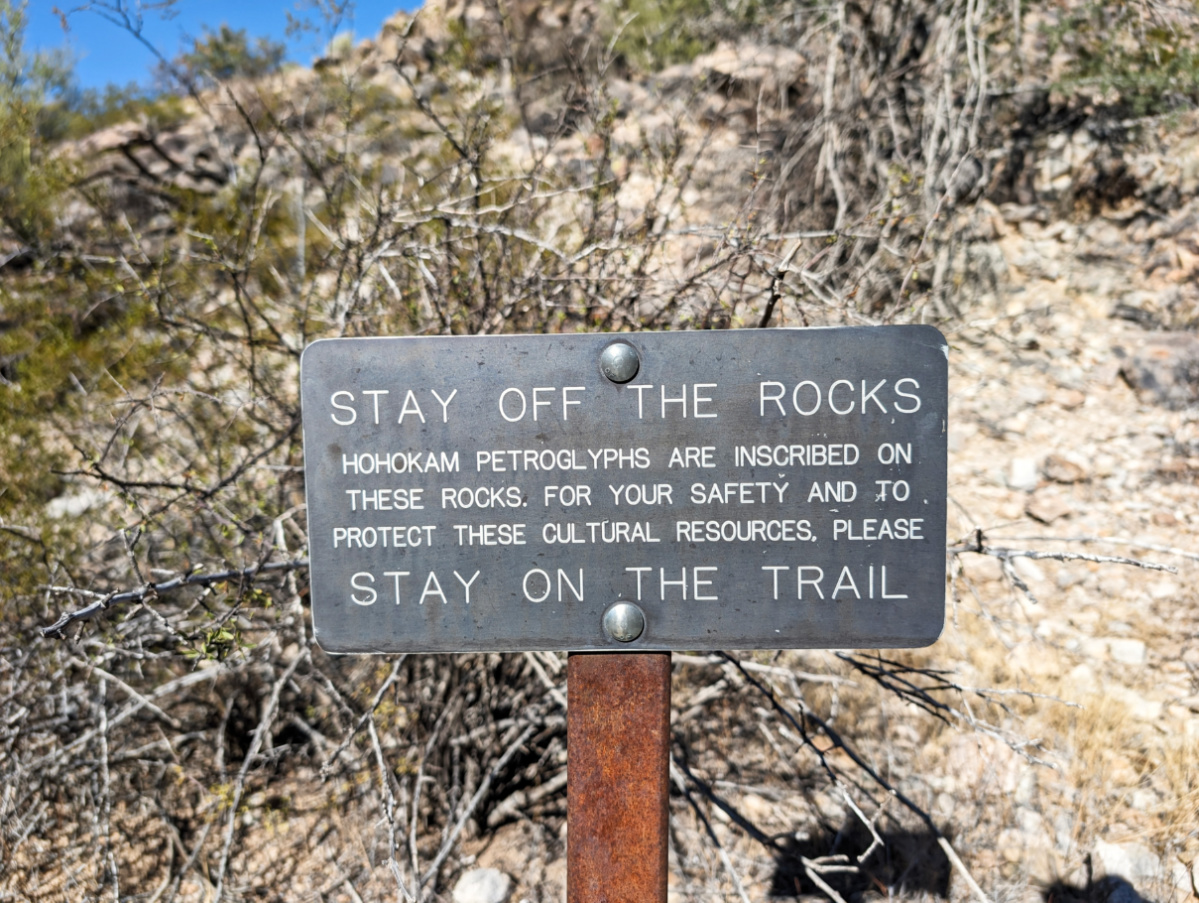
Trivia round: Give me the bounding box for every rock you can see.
[1008,642,1063,678]
[1169,861,1195,896]
[1011,556,1047,586]
[1147,580,1179,601]
[46,488,107,519]
[1018,385,1048,405]
[1054,388,1087,409]
[1129,789,1157,811]
[739,793,773,822]
[1107,638,1147,666]
[997,828,1024,863]
[1117,333,1199,409]
[934,791,955,818]
[1043,453,1087,483]
[1014,772,1038,808]
[688,42,806,110]
[1009,456,1041,491]
[1000,203,1050,224]
[1026,489,1073,523]
[1052,812,1074,854]
[453,868,512,903]
[1094,840,1161,884]
[1108,685,1163,721]
[1055,567,1087,589]
[543,858,566,902]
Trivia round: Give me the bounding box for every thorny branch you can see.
[951,527,1178,573]
[39,559,311,639]
[950,527,1177,604]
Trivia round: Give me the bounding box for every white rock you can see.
[1148,580,1180,601]
[1015,805,1045,836]
[1011,556,1047,586]
[997,828,1024,863]
[453,868,512,903]
[1063,663,1098,694]
[1009,456,1040,491]
[1129,789,1157,811]
[1052,811,1074,854]
[1107,638,1147,666]
[1014,770,1038,808]
[1169,861,1194,894]
[1026,489,1073,524]
[1094,840,1160,883]
[1043,453,1088,483]
[1018,385,1048,405]
[1107,685,1163,722]
[1055,567,1087,589]
[934,791,955,818]
[46,488,107,519]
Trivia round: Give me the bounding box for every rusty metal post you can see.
[567,651,671,903]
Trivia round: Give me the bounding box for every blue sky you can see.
[26,1,417,91]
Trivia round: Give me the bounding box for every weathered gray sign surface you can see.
[300,327,948,652]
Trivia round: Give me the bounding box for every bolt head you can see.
[602,602,646,642]
[599,341,640,384]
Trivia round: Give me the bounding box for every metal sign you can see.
[300,327,948,653]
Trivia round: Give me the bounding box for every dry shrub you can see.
[4,1,1196,901]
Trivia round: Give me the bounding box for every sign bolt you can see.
[602,602,646,642]
[600,342,640,383]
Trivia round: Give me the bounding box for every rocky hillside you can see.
[2,1,1198,901]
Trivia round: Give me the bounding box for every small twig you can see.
[122,526,146,584]
[0,523,42,542]
[341,877,367,903]
[419,723,536,889]
[803,858,852,903]
[96,677,120,902]
[955,545,1177,573]
[938,835,990,903]
[320,655,408,778]
[670,759,753,903]
[522,651,567,709]
[213,648,309,899]
[841,787,888,865]
[991,534,1199,564]
[674,653,856,686]
[369,715,416,903]
[21,668,218,774]
[70,658,182,730]
[758,238,803,328]
[486,768,568,828]
[410,696,462,885]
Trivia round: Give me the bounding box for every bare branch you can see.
[40,559,309,639]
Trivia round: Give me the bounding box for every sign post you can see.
[299,327,949,901]
[567,651,671,903]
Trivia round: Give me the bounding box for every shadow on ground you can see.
[671,753,953,899]
[769,821,952,899]
[1042,874,1153,903]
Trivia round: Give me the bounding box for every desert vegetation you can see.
[1,0,1198,901]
